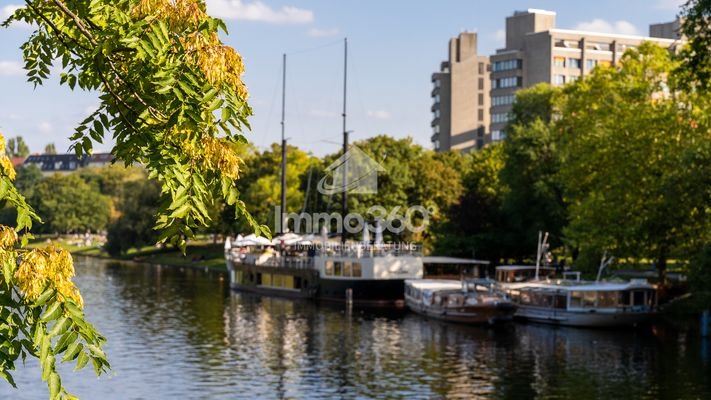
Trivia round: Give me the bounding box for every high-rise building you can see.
[431,32,490,152]
[489,9,681,141]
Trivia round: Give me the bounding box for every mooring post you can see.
[702,310,709,338]
[346,288,353,305]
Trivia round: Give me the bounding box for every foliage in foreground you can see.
[1,0,262,397]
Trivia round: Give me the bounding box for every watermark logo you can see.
[317,146,385,195]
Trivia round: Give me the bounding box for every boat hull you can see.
[227,260,407,306]
[406,300,516,324]
[514,306,656,327]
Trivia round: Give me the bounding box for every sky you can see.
[0,0,686,156]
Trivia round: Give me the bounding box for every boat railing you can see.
[230,250,315,269]
[315,244,422,258]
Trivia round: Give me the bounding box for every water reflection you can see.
[1,257,708,399]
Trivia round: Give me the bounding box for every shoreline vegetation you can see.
[30,235,227,272]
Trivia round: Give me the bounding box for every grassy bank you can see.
[29,235,226,271]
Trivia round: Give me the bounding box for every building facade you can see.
[489,9,681,142]
[431,32,490,152]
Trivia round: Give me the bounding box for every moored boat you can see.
[404,279,517,324]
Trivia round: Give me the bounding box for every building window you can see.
[492,130,506,141]
[553,56,566,68]
[493,76,521,89]
[478,62,484,74]
[492,94,515,106]
[586,59,599,69]
[568,58,581,69]
[478,78,484,90]
[553,74,566,85]
[434,94,440,103]
[478,109,484,121]
[478,93,484,105]
[433,125,439,134]
[492,59,522,72]
[569,75,579,83]
[492,113,510,124]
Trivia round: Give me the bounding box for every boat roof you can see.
[405,279,463,291]
[422,256,490,265]
[496,265,555,271]
[506,279,655,291]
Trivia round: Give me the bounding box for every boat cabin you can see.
[507,280,657,312]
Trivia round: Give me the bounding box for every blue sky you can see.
[0,0,684,156]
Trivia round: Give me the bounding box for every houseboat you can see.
[405,279,517,324]
[495,265,658,327]
[225,237,423,306]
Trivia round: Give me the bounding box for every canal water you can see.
[1,257,709,399]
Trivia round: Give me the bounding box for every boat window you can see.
[647,290,656,306]
[570,291,583,307]
[343,262,352,277]
[352,263,362,277]
[555,295,567,309]
[598,291,618,308]
[262,273,272,286]
[334,262,343,276]
[620,291,631,306]
[583,291,596,308]
[256,273,262,285]
[633,290,645,306]
[530,291,542,306]
[520,290,531,305]
[325,261,334,276]
[448,295,462,306]
[273,274,283,287]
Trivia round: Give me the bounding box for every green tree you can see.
[499,84,566,260]
[28,174,112,234]
[556,42,711,276]
[5,136,30,158]
[1,0,259,394]
[44,143,57,155]
[105,178,161,256]
[433,144,508,261]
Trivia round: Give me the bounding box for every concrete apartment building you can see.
[431,9,682,151]
[431,32,490,152]
[488,9,681,142]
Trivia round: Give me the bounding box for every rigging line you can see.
[256,59,283,149]
[286,38,343,56]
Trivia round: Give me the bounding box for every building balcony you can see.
[431,117,440,127]
[431,86,440,97]
[431,102,439,112]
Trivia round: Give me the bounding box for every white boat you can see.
[500,273,658,327]
[405,279,517,324]
[493,232,658,327]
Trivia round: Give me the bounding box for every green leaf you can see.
[0,370,16,388]
[61,342,83,362]
[48,317,71,338]
[74,351,89,371]
[40,302,62,322]
[33,287,55,307]
[49,372,60,399]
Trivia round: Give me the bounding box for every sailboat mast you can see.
[280,53,287,234]
[341,38,348,244]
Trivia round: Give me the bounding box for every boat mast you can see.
[535,231,549,280]
[341,37,348,244]
[280,53,287,234]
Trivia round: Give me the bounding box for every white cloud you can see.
[307,27,339,38]
[37,121,52,134]
[1,4,20,20]
[0,61,23,76]
[573,19,641,36]
[206,0,314,24]
[493,29,506,48]
[1,4,30,29]
[366,110,390,120]
[656,0,685,10]
[308,109,338,118]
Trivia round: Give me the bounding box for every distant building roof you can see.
[10,156,26,168]
[24,153,114,173]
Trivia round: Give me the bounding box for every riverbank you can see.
[29,235,226,271]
